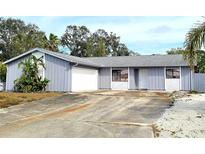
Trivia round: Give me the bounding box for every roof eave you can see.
[3,48,101,67]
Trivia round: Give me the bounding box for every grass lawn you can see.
[0,92,63,108]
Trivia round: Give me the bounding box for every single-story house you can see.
[4,48,192,92]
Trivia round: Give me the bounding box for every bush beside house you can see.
[14,55,49,93]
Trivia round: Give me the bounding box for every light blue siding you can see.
[6,56,27,91]
[129,68,136,89]
[138,67,165,90]
[139,68,148,89]
[181,67,191,91]
[98,68,111,89]
[45,54,71,92]
[147,68,165,90]
[194,73,205,92]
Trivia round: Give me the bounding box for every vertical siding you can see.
[129,68,136,89]
[98,68,111,89]
[138,67,165,90]
[139,68,148,89]
[194,73,205,92]
[6,57,27,91]
[147,68,165,90]
[181,67,191,91]
[45,54,71,92]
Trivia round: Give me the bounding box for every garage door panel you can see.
[72,67,98,91]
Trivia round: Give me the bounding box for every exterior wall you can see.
[111,67,128,90]
[181,67,191,91]
[129,68,136,89]
[138,68,149,89]
[194,73,205,92]
[112,82,128,89]
[45,54,71,92]
[138,67,165,90]
[6,56,28,91]
[98,68,111,89]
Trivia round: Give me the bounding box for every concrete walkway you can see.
[0,91,171,138]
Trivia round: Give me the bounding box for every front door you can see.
[165,67,180,91]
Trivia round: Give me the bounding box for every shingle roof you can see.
[83,54,188,67]
[4,48,101,67]
[4,48,188,67]
[38,48,100,67]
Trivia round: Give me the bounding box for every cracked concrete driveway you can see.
[0,91,171,138]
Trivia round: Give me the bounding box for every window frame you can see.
[112,69,128,82]
[166,67,180,79]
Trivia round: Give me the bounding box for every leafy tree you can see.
[85,37,95,57]
[0,62,6,82]
[129,50,140,56]
[113,43,129,56]
[195,50,205,73]
[92,29,110,54]
[14,55,49,92]
[184,19,205,70]
[166,48,185,55]
[61,25,132,57]
[95,38,107,57]
[61,25,91,57]
[0,17,48,61]
[109,32,120,55]
[44,33,60,51]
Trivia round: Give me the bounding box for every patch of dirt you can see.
[64,104,91,112]
[82,90,170,99]
[169,91,190,100]
[0,92,63,109]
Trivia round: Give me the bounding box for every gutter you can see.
[73,62,79,67]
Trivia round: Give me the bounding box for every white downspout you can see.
[164,67,166,91]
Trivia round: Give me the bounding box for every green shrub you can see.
[14,55,49,92]
[0,62,7,82]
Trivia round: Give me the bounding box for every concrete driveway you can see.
[0,91,171,138]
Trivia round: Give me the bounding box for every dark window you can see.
[166,68,180,79]
[112,69,128,82]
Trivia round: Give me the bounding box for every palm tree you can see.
[184,19,205,70]
[44,33,60,52]
[184,19,205,90]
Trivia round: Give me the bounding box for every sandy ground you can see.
[156,92,205,138]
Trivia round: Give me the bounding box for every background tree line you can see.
[61,26,138,57]
[0,17,138,63]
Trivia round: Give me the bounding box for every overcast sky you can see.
[12,16,202,55]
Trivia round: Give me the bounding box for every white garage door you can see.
[71,67,98,92]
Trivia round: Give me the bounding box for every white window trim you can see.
[164,67,166,90]
[111,67,129,90]
[164,66,181,91]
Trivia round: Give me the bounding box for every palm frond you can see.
[184,21,205,51]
